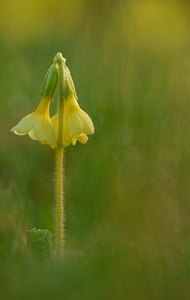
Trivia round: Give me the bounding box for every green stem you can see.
[55,145,64,259]
[54,53,66,259]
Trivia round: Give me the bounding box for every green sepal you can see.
[64,66,77,99]
[41,63,58,98]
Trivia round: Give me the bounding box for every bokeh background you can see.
[1,0,190,299]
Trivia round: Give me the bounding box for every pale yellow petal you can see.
[33,118,56,145]
[63,130,72,147]
[71,138,77,145]
[78,110,94,135]
[51,113,73,147]
[10,113,38,135]
[77,133,88,144]
[71,134,88,146]
[51,114,58,132]
[66,112,83,136]
[28,130,37,140]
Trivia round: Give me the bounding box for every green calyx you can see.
[41,52,77,102]
[41,63,59,98]
[64,66,77,99]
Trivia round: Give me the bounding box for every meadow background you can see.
[0,0,190,299]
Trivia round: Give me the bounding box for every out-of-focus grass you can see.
[0,0,190,299]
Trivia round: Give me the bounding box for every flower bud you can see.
[41,63,58,98]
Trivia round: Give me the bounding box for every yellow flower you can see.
[11,97,56,145]
[51,96,94,147]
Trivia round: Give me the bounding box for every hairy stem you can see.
[55,147,64,259]
[54,53,66,259]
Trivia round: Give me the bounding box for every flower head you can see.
[11,56,94,149]
[51,96,94,147]
[50,65,94,147]
[11,97,56,145]
[11,63,58,146]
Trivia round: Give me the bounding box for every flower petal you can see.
[77,133,88,144]
[66,112,83,136]
[28,130,37,140]
[71,138,77,145]
[71,134,88,146]
[33,117,56,145]
[78,110,94,135]
[10,113,38,135]
[51,114,58,132]
[63,131,72,147]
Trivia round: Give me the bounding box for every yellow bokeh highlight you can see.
[120,0,189,51]
[0,0,86,42]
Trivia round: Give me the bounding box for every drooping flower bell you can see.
[51,66,94,147]
[11,63,58,146]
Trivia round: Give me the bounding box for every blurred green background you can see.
[1,0,190,299]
